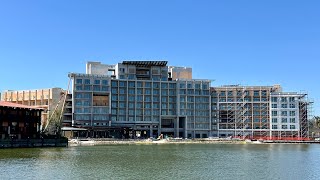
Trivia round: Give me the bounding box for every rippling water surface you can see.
[1,144,320,179]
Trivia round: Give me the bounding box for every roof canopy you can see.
[0,101,43,110]
[122,61,168,67]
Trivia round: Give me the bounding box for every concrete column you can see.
[175,117,179,138]
[149,125,153,138]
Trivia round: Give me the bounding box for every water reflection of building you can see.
[0,101,43,139]
[63,60,312,140]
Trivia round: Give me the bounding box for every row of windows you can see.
[180,103,209,110]
[272,125,296,129]
[179,83,209,90]
[111,81,177,88]
[272,118,296,123]
[271,103,296,108]
[180,110,210,116]
[271,97,296,102]
[111,102,177,109]
[271,111,296,116]
[111,109,177,116]
[219,98,268,102]
[74,93,92,99]
[216,90,268,96]
[76,79,109,85]
[76,85,109,91]
[111,116,159,122]
[111,88,176,96]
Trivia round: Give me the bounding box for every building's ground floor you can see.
[62,124,309,141]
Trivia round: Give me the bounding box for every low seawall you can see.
[0,138,68,148]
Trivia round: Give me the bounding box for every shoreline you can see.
[68,138,320,146]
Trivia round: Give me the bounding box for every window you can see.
[272,111,278,116]
[128,89,135,95]
[119,68,125,73]
[119,88,126,94]
[93,86,101,91]
[76,79,82,84]
[128,74,135,79]
[76,85,83,91]
[111,88,117,94]
[180,83,186,89]
[202,84,208,89]
[272,125,278,129]
[289,104,295,108]
[153,89,159,95]
[111,81,118,86]
[281,111,287,116]
[119,95,126,101]
[153,82,160,88]
[169,90,176,96]
[102,86,108,91]
[145,89,151,95]
[161,90,168,96]
[169,83,176,89]
[290,125,296,129]
[289,97,295,102]
[161,83,168,88]
[290,111,296,116]
[137,89,143,94]
[145,82,151,88]
[272,104,277,108]
[254,91,260,96]
[179,90,186,95]
[282,125,288,129]
[145,96,151,102]
[153,96,159,102]
[137,95,143,102]
[102,80,108,85]
[161,97,167,102]
[281,104,288,108]
[128,81,135,88]
[129,110,134,115]
[271,97,277,102]
[94,80,100,85]
[111,96,117,101]
[128,96,135,101]
[281,118,287,123]
[290,118,296,123]
[84,79,90,84]
[129,103,134,109]
[281,97,287,102]
[119,81,126,87]
[272,118,277,123]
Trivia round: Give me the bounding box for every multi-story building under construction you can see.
[211,85,311,140]
[64,60,312,140]
[1,88,66,129]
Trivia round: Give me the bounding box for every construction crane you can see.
[43,78,71,134]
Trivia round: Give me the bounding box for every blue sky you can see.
[0,0,319,115]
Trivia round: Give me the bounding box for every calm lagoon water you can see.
[1,144,320,180]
